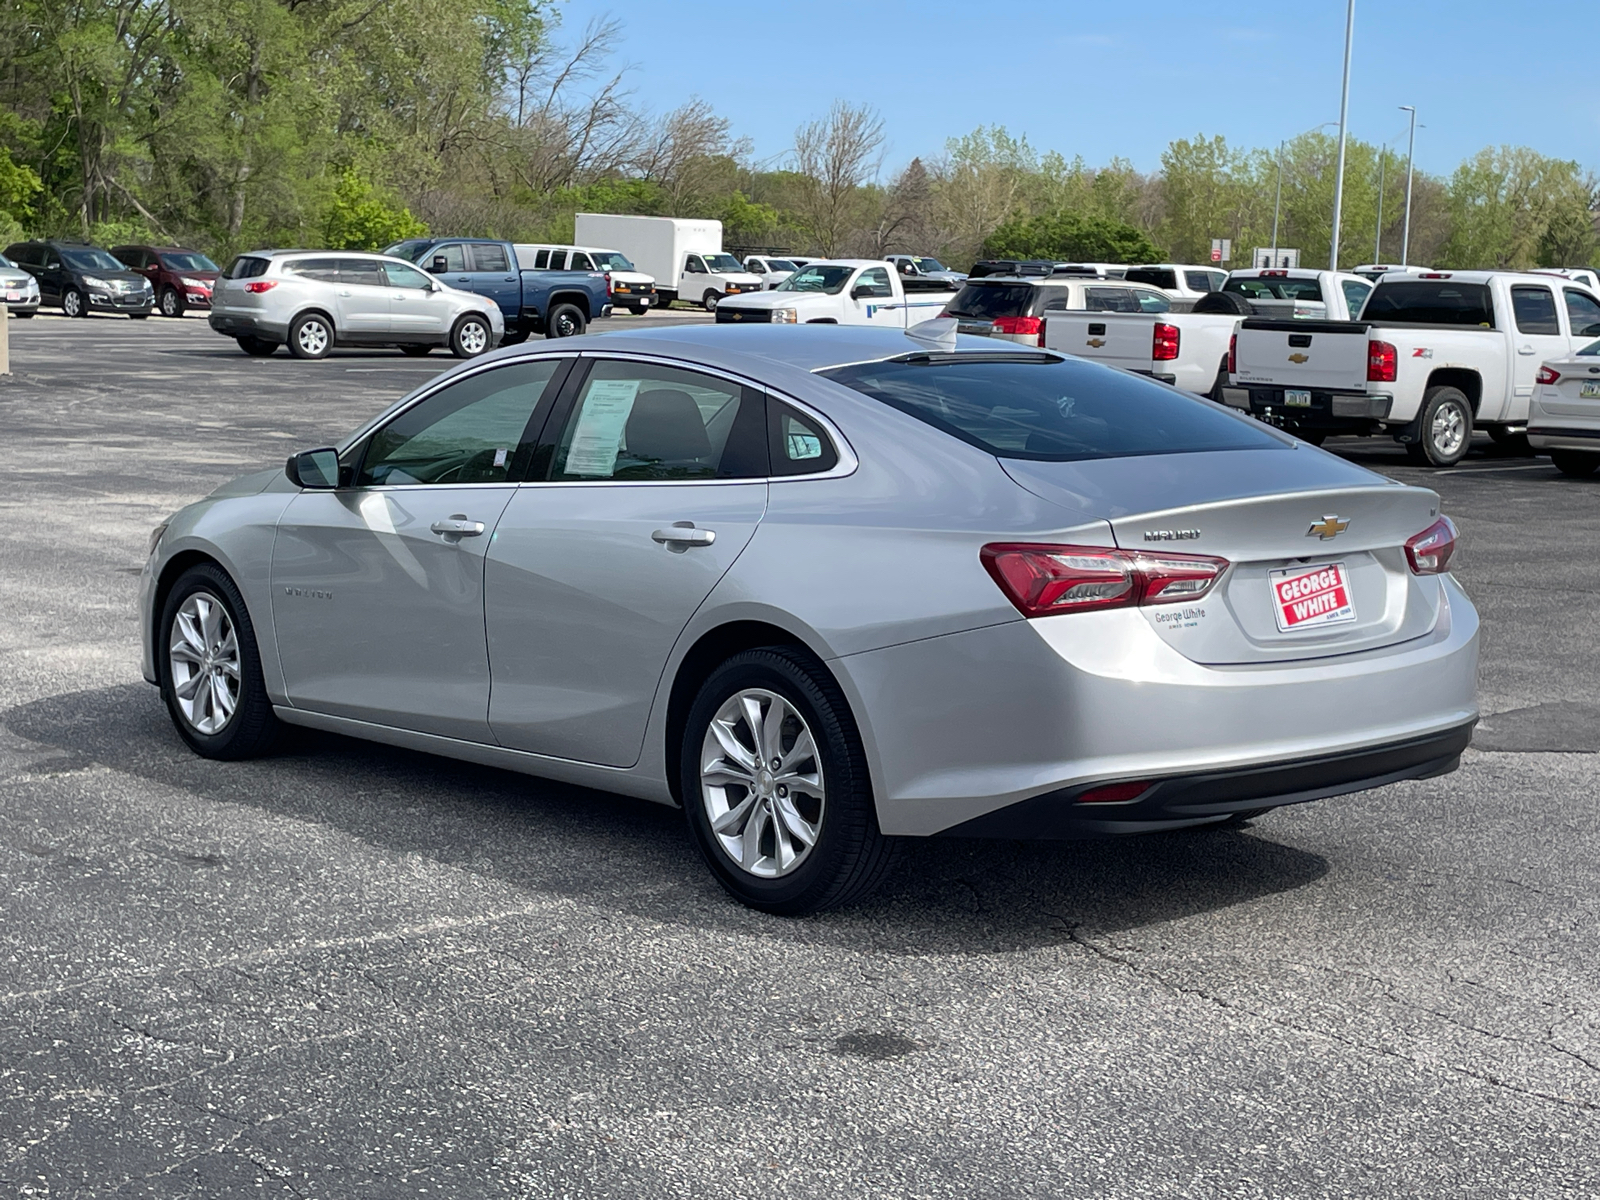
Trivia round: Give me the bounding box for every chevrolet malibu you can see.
[140,325,1478,914]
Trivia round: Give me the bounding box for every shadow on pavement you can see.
[6,684,1330,956]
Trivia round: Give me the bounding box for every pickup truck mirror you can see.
[852,284,890,300]
[286,447,341,490]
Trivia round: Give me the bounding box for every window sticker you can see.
[564,378,641,476]
[492,448,508,469]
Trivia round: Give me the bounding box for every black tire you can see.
[1403,385,1473,467]
[499,327,530,346]
[237,336,278,357]
[1191,289,1253,316]
[545,302,586,339]
[128,312,150,320]
[158,562,280,760]
[1550,450,1600,478]
[159,288,183,318]
[400,343,433,357]
[450,312,493,358]
[61,288,86,318]
[1208,357,1229,403]
[1295,428,1327,447]
[13,309,33,318]
[701,291,721,313]
[657,293,676,311]
[1486,425,1532,454]
[288,311,333,359]
[680,647,898,915]
[626,304,649,315]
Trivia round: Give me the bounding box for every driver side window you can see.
[357,359,563,487]
[685,255,706,274]
[856,267,892,297]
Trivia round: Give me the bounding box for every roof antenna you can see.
[906,316,958,351]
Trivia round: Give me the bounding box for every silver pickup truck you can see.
[1230,270,1600,465]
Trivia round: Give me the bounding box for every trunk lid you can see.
[1233,318,1369,391]
[1541,358,1600,417]
[1002,449,1446,664]
[1043,312,1158,372]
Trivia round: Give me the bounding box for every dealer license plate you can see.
[1269,562,1356,633]
[1284,389,1312,407]
[1579,381,1600,399]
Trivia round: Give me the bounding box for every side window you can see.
[548,360,766,481]
[768,402,839,476]
[337,258,385,286]
[1511,286,1560,334]
[1183,271,1216,293]
[358,359,563,487]
[747,258,766,273]
[284,257,340,283]
[1341,279,1372,317]
[116,248,145,269]
[470,243,509,273]
[1085,287,1139,313]
[1564,289,1600,338]
[1134,289,1172,313]
[685,254,706,274]
[569,252,594,271]
[426,244,468,274]
[383,262,433,290]
[854,267,893,298]
[533,249,552,270]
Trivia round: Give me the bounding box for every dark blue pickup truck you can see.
[383,236,611,342]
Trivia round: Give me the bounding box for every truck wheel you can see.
[450,313,493,358]
[701,291,722,312]
[546,303,585,338]
[1550,450,1600,478]
[657,293,676,311]
[1404,386,1473,467]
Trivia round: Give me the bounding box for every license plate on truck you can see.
[1269,562,1356,632]
[1284,389,1312,407]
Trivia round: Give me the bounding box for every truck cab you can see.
[713,259,958,327]
[386,237,612,340]
[679,251,763,311]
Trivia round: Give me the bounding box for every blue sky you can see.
[549,0,1597,178]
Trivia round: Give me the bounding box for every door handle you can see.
[338,290,352,297]
[651,523,716,548]
[431,517,486,538]
[1518,345,1536,355]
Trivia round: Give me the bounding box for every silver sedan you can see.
[140,325,1478,914]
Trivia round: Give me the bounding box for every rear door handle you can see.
[1518,345,1536,355]
[337,290,352,297]
[652,524,716,548]
[431,518,485,538]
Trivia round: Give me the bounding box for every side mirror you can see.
[431,256,448,273]
[286,447,341,489]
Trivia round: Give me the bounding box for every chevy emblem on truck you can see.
[1086,337,1106,348]
[1307,515,1350,540]
[1287,352,1310,363]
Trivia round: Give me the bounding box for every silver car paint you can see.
[142,325,1479,833]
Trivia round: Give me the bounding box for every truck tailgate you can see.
[1233,318,1369,391]
[1044,312,1157,372]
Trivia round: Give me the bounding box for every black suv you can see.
[3,239,154,318]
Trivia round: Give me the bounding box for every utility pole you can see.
[1374,152,1386,263]
[1399,105,1417,267]
[1329,0,1355,272]
[1271,141,1283,263]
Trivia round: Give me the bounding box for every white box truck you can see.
[574,214,764,312]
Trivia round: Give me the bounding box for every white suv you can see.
[209,250,504,359]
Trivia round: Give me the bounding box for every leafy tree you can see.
[322,170,427,250]
[982,210,1159,263]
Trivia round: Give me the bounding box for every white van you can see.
[516,244,656,314]
[574,214,764,311]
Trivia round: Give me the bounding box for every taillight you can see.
[1152,322,1180,361]
[1367,339,1397,382]
[243,280,277,294]
[980,544,1228,618]
[1404,517,1457,575]
[992,315,1043,345]
[1536,365,1561,386]
[1227,332,1237,375]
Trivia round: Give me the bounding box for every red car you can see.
[111,245,222,317]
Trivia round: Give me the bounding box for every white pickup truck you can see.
[1230,270,1600,465]
[1041,272,1371,400]
[713,259,958,327]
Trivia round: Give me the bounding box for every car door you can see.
[485,356,770,766]
[38,248,65,304]
[333,257,393,336]
[271,357,570,741]
[384,260,451,336]
[466,243,520,320]
[423,242,473,294]
[1508,284,1569,419]
[1562,288,1600,351]
[850,266,899,326]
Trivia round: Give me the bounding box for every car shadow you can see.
[5,684,1330,957]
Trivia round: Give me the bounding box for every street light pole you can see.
[1374,151,1385,263]
[1271,141,1283,264]
[1399,105,1417,267]
[1329,0,1355,272]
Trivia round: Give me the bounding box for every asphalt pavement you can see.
[2,311,1598,1199]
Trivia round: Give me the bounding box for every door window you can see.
[769,402,839,476]
[427,244,468,274]
[854,267,893,298]
[1564,289,1600,338]
[1134,289,1172,313]
[358,359,564,487]
[532,249,553,270]
[684,255,706,274]
[1084,287,1141,313]
[548,360,766,481]
[470,243,510,273]
[285,257,340,283]
[384,262,433,290]
[568,252,595,271]
[1511,285,1560,334]
[338,258,386,287]
[1341,279,1372,317]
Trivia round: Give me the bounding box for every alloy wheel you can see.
[161,289,179,317]
[1430,401,1467,458]
[296,318,329,356]
[62,290,82,318]
[167,591,241,735]
[458,319,488,354]
[699,688,825,879]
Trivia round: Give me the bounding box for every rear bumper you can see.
[1247,387,1393,431]
[209,311,286,340]
[1528,424,1600,452]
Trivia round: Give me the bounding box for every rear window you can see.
[1125,268,1178,290]
[1361,281,1495,327]
[225,255,270,279]
[946,282,1035,320]
[820,356,1283,463]
[1184,271,1219,293]
[1224,276,1324,302]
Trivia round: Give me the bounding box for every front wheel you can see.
[701,291,721,312]
[158,563,280,759]
[13,309,33,318]
[681,647,897,915]
[1404,386,1473,467]
[159,288,183,318]
[1550,450,1600,478]
[545,302,586,338]
[288,312,333,359]
[61,288,86,318]
[450,313,492,358]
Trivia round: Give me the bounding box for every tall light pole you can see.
[1329,0,1355,272]
[1399,105,1417,266]
[1374,151,1386,262]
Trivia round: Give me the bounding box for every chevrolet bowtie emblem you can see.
[1307,515,1349,540]
[1086,337,1106,348]
[1287,352,1310,363]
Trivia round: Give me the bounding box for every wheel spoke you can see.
[779,770,824,799]
[759,696,786,764]
[174,610,206,654]
[168,640,204,666]
[173,669,205,701]
[709,718,756,772]
[772,812,797,871]
[739,694,766,757]
[210,672,236,720]
[774,796,817,849]
[741,803,769,870]
[703,759,756,789]
[778,728,816,774]
[711,793,757,836]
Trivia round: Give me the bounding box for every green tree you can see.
[982,210,1159,262]
[322,170,426,250]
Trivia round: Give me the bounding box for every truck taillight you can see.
[1227,332,1237,375]
[1536,365,1561,386]
[1367,339,1397,382]
[1152,322,1180,361]
[980,544,1228,618]
[1404,517,1457,575]
[243,280,277,294]
[992,315,1043,345]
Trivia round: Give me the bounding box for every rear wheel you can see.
[1404,385,1472,467]
[1550,450,1600,478]
[450,313,492,358]
[159,288,183,318]
[681,647,897,915]
[288,312,333,359]
[400,343,433,357]
[237,336,278,357]
[13,309,33,318]
[545,302,585,338]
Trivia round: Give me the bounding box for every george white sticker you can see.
[563,379,641,476]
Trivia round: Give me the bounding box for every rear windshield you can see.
[225,255,270,279]
[820,356,1284,463]
[1361,281,1495,327]
[1125,267,1177,290]
[946,282,1035,319]
[1225,276,1324,302]
[162,252,219,272]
